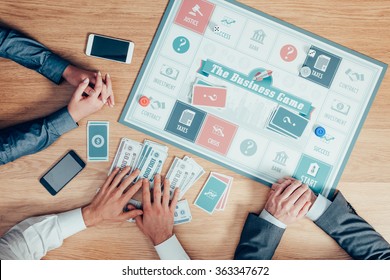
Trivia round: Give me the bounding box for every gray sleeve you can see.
[0,27,69,84]
[0,107,78,165]
[234,213,285,260]
[315,192,390,260]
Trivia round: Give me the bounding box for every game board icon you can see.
[314,55,331,72]
[212,125,225,137]
[307,163,320,177]
[179,109,196,126]
[189,4,203,17]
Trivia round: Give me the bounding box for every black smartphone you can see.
[39,150,86,196]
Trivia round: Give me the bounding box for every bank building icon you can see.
[251,29,266,44]
[273,151,288,166]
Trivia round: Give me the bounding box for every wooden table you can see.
[0,0,389,260]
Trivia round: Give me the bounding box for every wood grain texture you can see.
[0,0,389,260]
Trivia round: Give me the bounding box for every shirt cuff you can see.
[259,209,287,229]
[57,208,87,239]
[154,235,190,260]
[47,107,78,136]
[306,194,332,221]
[40,53,70,84]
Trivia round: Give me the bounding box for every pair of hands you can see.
[82,167,180,246]
[62,65,115,122]
[264,177,317,225]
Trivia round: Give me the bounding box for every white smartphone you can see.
[85,34,134,64]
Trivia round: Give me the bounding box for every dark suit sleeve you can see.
[0,27,69,84]
[0,107,77,165]
[315,192,390,260]
[234,213,285,260]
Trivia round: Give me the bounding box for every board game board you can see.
[119,0,387,198]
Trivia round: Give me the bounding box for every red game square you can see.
[196,115,238,155]
[174,0,215,35]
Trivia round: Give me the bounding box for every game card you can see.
[194,175,228,214]
[192,85,227,108]
[87,121,109,161]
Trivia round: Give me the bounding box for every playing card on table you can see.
[87,121,109,161]
[212,172,233,211]
[174,200,192,225]
[194,174,228,214]
[109,138,143,175]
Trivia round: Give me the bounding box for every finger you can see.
[127,204,136,211]
[280,180,303,200]
[162,178,170,208]
[289,184,309,205]
[294,188,312,210]
[122,179,143,203]
[109,166,131,192]
[117,169,141,195]
[93,71,103,98]
[100,83,109,104]
[153,174,162,204]
[272,179,292,195]
[169,187,180,212]
[84,85,94,95]
[101,168,120,191]
[72,78,89,100]
[142,179,152,209]
[135,215,144,231]
[298,201,312,218]
[106,73,115,107]
[120,209,143,221]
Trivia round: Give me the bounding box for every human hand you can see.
[81,167,143,227]
[62,65,115,107]
[135,175,180,246]
[67,72,113,122]
[264,179,314,225]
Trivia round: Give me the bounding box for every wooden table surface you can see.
[0,0,389,260]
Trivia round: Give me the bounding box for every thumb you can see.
[72,78,89,100]
[135,215,144,230]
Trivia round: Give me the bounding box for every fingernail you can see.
[103,99,107,104]
[107,73,110,78]
[90,90,95,95]
[98,71,101,76]
[83,78,89,83]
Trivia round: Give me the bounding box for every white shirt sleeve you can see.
[0,208,86,260]
[154,234,190,260]
[306,194,332,221]
[259,209,287,229]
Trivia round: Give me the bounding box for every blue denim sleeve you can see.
[0,27,70,84]
[0,107,78,165]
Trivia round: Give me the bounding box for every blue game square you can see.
[299,46,342,88]
[165,101,207,142]
[293,154,332,194]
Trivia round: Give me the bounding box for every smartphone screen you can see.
[91,35,130,62]
[40,151,85,195]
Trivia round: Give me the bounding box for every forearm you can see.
[234,213,285,260]
[315,192,390,260]
[0,208,86,260]
[0,107,77,165]
[0,27,69,84]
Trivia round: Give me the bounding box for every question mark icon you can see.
[280,44,297,62]
[283,116,296,126]
[173,36,190,54]
[240,139,257,156]
[203,94,218,101]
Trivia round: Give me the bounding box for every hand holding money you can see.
[135,174,180,245]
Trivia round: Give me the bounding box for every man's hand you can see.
[81,167,143,227]
[62,65,115,107]
[135,175,180,246]
[67,72,113,122]
[264,179,314,225]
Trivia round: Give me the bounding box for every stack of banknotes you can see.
[109,138,205,225]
